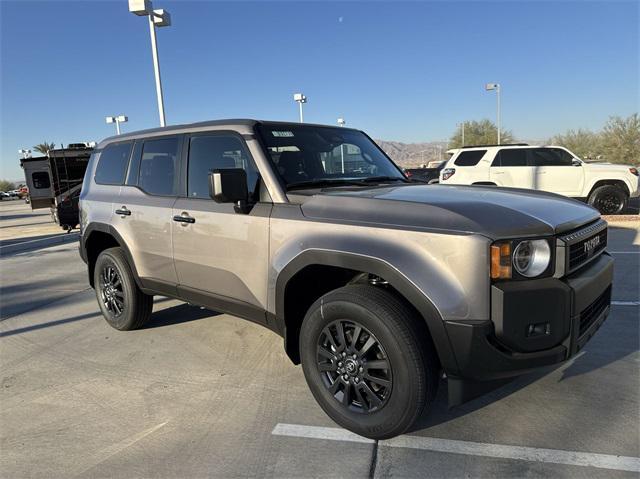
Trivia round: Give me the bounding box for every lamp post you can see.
[293,93,307,122]
[105,115,128,135]
[485,83,501,144]
[129,0,171,127]
[458,122,466,146]
[337,117,346,173]
[18,149,32,159]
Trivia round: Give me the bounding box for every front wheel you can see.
[94,247,153,330]
[299,285,439,439]
[588,185,628,215]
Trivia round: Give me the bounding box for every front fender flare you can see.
[275,249,460,375]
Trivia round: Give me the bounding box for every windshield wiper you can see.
[352,176,408,184]
[286,176,408,191]
[286,179,370,191]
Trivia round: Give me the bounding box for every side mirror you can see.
[572,159,582,167]
[208,168,249,212]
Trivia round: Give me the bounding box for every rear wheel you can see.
[299,285,438,439]
[588,185,628,215]
[94,247,153,330]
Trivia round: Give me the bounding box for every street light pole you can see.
[337,117,345,173]
[485,82,501,145]
[293,93,307,122]
[148,14,166,127]
[129,0,171,127]
[106,115,128,135]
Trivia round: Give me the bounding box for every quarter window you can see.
[454,150,486,166]
[187,135,259,199]
[137,137,180,196]
[492,149,528,167]
[94,142,133,185]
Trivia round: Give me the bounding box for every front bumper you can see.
[445,252,613,406]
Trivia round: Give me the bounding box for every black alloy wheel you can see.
[99,264,125,317]
[588,185,628,215]
[594,192,624,215]
[300,285,439,439]
[317,320,392,413]
[94,247,153,330]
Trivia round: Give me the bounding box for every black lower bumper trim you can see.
[445,253,613,407]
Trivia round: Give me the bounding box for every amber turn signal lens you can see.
[491,242,512,279]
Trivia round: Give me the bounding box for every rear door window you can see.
[454,150,486,166]
[95,142,133,185]
[137,137,181,196]
[492,149,528,167]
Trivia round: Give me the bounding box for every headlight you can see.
[512,240,551,277]
[491,239,553,279]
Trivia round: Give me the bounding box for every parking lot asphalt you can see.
[0,199,61,240]
[0,206,638,478]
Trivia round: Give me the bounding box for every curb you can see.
[0,232,80,256]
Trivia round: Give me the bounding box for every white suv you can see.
[440,145,639,214]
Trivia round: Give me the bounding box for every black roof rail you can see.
[459,143,529,149]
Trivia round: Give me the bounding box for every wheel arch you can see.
[275,250,459,374]
[83,223,143,290]
[586,179,631,198]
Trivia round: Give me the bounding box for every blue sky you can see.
[1,0,638,179]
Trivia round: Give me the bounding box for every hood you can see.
[297,184,600,239]
[582,162,636,172]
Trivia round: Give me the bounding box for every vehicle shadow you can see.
[0,310,101,337]
[0,213,46,222]
[411,364,562,432]
[624,197,639,214]
[141,302,221,329]
[412,306,639,432]
[0,299,214,336]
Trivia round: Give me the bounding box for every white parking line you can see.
[272,423,640,473]
[612,300,640,306]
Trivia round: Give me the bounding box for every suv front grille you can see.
[560,220,608,274]
[578,286,611,337]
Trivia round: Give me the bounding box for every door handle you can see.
[115,206,131,216]
[173,213,195,224]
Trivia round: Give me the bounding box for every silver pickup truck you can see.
[79,120,613,439]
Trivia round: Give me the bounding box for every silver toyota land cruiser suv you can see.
[79,120,613,439]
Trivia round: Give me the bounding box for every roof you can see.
[459,143,530,149]
[99,118,360,147]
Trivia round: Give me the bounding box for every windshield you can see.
[256,123,406,189]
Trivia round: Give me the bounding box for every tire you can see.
[94,247,153,330]
[299,284,439,439]
[588,185,628,215]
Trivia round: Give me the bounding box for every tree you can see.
[549,129,603,160]
[0,180,16,191]
[33,142,56,155]
[448,119,515,148]
[601,114,640,165]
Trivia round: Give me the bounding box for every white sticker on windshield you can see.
[272,131,294,137]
